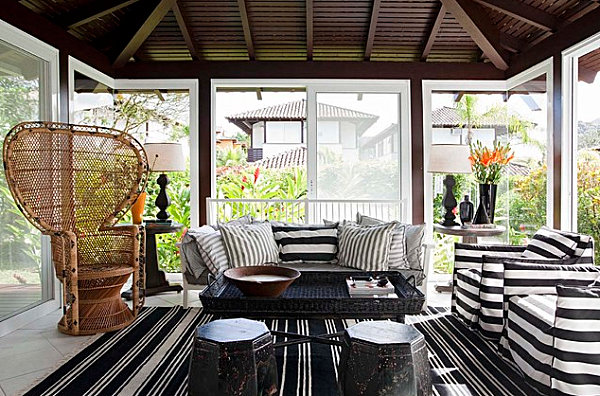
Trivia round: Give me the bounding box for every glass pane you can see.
[507,74,548,244]
[576,50,600,264]
[214,88,308,221]
[316,93,401,200]
[72,71,115,126]
[430,92,508,274]
[0,40,49,320]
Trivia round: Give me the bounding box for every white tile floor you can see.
[0,272,451,396]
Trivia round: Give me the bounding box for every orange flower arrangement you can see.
[469,141,514,184]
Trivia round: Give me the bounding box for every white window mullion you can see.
[306,86,318,199]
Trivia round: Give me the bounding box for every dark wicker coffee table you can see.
[200,271,424,323]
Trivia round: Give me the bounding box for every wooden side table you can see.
[122,221,184,300]
[433,224,506,292]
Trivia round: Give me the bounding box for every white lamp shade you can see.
[144,143,186,172]
[428,144,472,174]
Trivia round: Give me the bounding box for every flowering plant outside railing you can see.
[469,141,514,184]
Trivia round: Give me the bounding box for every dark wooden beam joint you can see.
[173,1,200,60]
[422,5,446,61]
[579,65,598,84]
[365,0,381,60]
[440,0,510,70]
[473,0,561,31]
[56,0,142,30]
[237,0,255,60]
[113,0,177,68]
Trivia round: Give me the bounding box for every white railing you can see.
[206,198,407,225]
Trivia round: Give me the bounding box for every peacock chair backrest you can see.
[3,122,149,234]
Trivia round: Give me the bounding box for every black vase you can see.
[459,195,474,225]
[473,184,498,224]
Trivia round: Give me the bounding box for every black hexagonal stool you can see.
[188,318,278,396]
[338,320,431,396]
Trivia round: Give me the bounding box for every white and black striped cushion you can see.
[506,294,557,395]
[272,224,338,263]
[522,226,579,259]
[553,285,600,396]
[455,268,481,328]
[338,222,397,271]
[220,222,279,268]
[189,229,229,275]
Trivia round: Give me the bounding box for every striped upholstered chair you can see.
[452,228,595,339]
[501,262,600,395]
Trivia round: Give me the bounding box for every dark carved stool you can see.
[188,318,278,396]
[338,320,431,396]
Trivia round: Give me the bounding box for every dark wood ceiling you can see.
[16,0,600,71]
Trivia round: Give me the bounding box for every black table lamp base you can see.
[155,173,171,222]
[441,174,459,227]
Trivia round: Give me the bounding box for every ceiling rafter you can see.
[421,5,446,61]
[499,33,525,53]
[237,0,255,60]
[440,0,510,70]
[473,0,561,31]
[113,0,177,68]
[56,0,142,31]
[365,0,381,60]
[579,64,598,84]
[306,0,313,60]
[172,0,199,60]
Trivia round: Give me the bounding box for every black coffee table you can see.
[200,271,424,323]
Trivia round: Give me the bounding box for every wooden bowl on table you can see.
[223,265,301,297]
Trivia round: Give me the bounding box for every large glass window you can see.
[315,93,401,201]
[0,39,52,321]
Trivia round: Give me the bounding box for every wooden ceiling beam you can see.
[440,0,510,70]
[365,0,381,60]
[113,0,176,68]
[473,0,561,32]
[172,0,200,60]
[499,33,525,53]
[237,0,255,60]
[56,0,142,30]
[421,5,446,61]
[306,0,313,60]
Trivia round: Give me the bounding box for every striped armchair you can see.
[501,261,600,395]
[452,232,595,339]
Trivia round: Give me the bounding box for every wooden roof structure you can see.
[15,0,600,72]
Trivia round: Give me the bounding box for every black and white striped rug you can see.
[24,307,534,396]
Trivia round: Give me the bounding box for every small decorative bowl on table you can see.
[223,265,301,297]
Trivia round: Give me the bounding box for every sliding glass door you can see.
[0,26,57,330]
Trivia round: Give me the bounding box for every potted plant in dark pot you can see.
[469,141,514,224]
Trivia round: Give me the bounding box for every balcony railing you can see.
[206,198,407,225]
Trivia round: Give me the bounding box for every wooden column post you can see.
[199,77,212,225]
[411,78,424,224]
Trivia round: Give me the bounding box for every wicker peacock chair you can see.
[3,121,149,335]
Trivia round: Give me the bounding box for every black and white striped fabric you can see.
[521,226,579,259]
[220,222,279,268]
[185,227,229,275]
[553,285,600,396]
[500,261,600,357]
[455,268,481,328]
[272,224,338,263]
[506,293,557,394]
[452,243,525,319]
[338,222,397,271]
[24,306,534,396]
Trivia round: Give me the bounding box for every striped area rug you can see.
[24,307,534,396]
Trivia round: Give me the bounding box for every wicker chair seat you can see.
[3,122,149,335]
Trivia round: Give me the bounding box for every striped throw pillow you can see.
[220,222,279,268]
[338,222,397,271]
[553,285,600,396]
[272,224,338,263]
[522,226,579,259]
[191,230,229,275]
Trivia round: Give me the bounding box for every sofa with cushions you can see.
[451,226,600,395]
[180,213,429,308]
